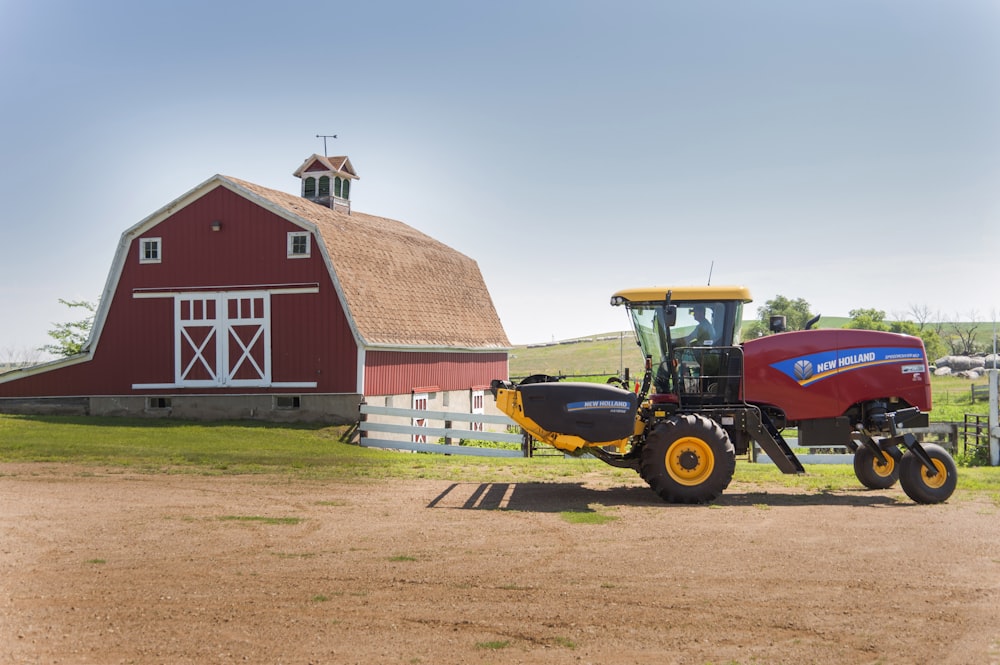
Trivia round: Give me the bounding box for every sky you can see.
[1,0,998,358]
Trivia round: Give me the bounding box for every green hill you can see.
[508,333,639,379]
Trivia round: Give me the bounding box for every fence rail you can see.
[358,403,525,457]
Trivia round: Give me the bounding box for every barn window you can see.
[146,397,171,410]
[303,177,316,197]
[342,179,350,199]
[287,231,311,258]
[274,395,301,410]
[318,176,330,196]
[139,237,161,264]
[334,177,342,198]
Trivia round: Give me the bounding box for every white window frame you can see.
[412,393,428,444]
[287,231,311,258]
[139,237,162,264]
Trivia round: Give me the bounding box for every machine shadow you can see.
[427,481,903,513]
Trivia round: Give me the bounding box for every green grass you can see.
[930,374,992,422]
[0,414,633,483]
[2,414,997,499]
[559,509,617,524]
[218,515,302,525]
[509,332,635,378]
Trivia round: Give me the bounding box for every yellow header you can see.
[611,285,752,304]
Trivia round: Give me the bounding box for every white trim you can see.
[131,381,318,390]
[287,231,311,258]
[139,237,161,264]
[356,347,366,394]
[134,284,319,299]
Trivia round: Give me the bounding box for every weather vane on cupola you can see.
[316,134,338,156]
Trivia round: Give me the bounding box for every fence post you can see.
[989,369,999,466]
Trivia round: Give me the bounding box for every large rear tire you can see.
[640,414,736,504]
[898,444,957,504]
[853,444,902,490]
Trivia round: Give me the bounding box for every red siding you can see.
[364,351,508,396]
[0,187,358,397]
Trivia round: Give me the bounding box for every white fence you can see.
[358,403,525,457]
[359,403,982,466]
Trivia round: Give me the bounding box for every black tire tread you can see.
[898,443,957,504]
[639,414,736,504]
[853,444,902,490]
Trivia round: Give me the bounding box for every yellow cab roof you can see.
[611,285,753,304]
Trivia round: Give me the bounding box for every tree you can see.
[845,307,947,361]
[945,312,982,356]
[40,299,97,357]
[903,303,936,332]
[743,295,815,338]
[845,308,890,331]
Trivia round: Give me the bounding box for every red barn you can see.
[0,155,510,422]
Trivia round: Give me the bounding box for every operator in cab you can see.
[678,304,715,346]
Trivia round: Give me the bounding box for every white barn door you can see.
[224,293,270,387]
[175,292,270,387]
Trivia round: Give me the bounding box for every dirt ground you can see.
[1,464,999,665]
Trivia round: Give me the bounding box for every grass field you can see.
[1,414,998,498]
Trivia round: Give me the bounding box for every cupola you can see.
[292,154,359,214]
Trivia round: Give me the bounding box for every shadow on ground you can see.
[427,481,902,513]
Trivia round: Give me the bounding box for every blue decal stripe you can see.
[771,346,926,387]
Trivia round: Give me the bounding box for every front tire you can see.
[898,444,957,504]
[853,444,902,490]
[640,414,736,504]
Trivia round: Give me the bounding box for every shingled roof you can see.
[225,176,510,350]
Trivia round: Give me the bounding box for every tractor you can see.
[490,286,957,504]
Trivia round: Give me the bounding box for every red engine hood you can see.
[742,329,932,421]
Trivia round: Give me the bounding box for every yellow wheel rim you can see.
[871,454,896,478]
[920,458,948,489]
[666,436,715,486]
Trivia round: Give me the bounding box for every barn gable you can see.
[0,156,510,422]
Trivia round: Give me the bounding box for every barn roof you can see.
[223,176,510,350]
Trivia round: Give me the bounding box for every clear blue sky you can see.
[1,0,998,356]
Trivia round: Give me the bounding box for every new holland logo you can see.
[771,346,925,387]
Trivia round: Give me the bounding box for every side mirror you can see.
[664,305,677,327]
[769,315,786,333]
